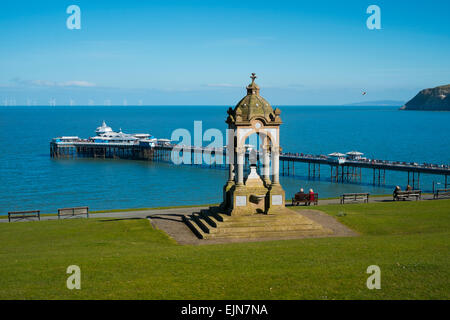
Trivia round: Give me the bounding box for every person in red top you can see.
[308,189,315,205]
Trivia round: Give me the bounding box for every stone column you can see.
[262,147,271,183]
[228,157,235,182]
[236,147,245,186]
[227,128,235,182]
[272,146,280,185]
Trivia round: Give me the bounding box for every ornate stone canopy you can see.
[222,73,286,215]
[226,73,282,126]
[183,74,331,240]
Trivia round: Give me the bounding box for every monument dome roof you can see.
[227,73,282,125]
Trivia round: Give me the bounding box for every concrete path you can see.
[0,206,209,223]
[0,194,438,223]
[292,193,435,206]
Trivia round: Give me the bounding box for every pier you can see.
[50,139,450,190]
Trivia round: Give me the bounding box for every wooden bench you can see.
[8,210,40,222]
[58,206,89,219]
[433,189,450,200]
[291,193,318,206]
[393,190,421,201]
[340,193,369,204]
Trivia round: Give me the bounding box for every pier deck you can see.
[50,140,449,189]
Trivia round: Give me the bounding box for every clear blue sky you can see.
[0,0,449,105]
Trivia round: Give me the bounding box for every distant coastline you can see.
[401,84,450,111]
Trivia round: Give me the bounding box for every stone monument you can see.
[183,74,332,240]
[223,73,285,215]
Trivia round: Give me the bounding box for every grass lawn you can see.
[0,200,449,299]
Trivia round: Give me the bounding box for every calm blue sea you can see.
[0,105,449,214]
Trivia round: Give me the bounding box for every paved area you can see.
[149,208,359,245]
[289,193,435,207]
[0,206,209,223]
[1,194,436,224]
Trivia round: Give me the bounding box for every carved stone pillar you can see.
[262,146,271,184]
[236,147,245,186]
[272,146,280,185]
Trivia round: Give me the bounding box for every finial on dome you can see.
[247,73,260,95]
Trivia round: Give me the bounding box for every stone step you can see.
[200,210,219,227]
[182,215,206,239]
[183,208,332,240]
[204,228,331,240]
[215,212,296,222]
[208,218,315,229]
[191,213,212,233]
[207,223,321,234]
[214,215,308,225]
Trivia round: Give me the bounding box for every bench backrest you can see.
[294,193,309,200]
[58,207,89,216]
[397,190,421,195]
[8,210,40,222]
[342,193,369,198]
[437,189,450,194]
[294,193,318,200]
[8,210,40,216]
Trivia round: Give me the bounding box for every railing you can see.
[50,140,450,173]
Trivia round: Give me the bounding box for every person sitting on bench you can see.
[406,185,412,191]
[308,189,315,204]
[393,186,401,199]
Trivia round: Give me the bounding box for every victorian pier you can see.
[50,136,450,190]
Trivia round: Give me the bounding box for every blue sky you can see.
[0,0,449,105]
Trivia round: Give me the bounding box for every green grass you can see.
[0,200,449,299]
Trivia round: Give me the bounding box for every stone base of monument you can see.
[182,206,333,240]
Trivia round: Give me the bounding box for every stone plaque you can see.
[236,196,247,206]
[272,195,283,205]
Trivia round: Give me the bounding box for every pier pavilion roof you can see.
[227,73,282,126]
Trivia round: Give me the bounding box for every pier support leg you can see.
[418,172,420,189]
[308,162,310,179]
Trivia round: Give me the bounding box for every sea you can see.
[0,105,449,214]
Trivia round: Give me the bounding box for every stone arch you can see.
[239,127,276,149]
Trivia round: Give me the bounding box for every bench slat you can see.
[57,207,89,219]
[340,193,369,204]
[434,189,450,199]
[8,210,40,222]
[393,190,421,201]
[292,193,318,206]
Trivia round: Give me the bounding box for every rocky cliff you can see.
[401,84,450,111]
